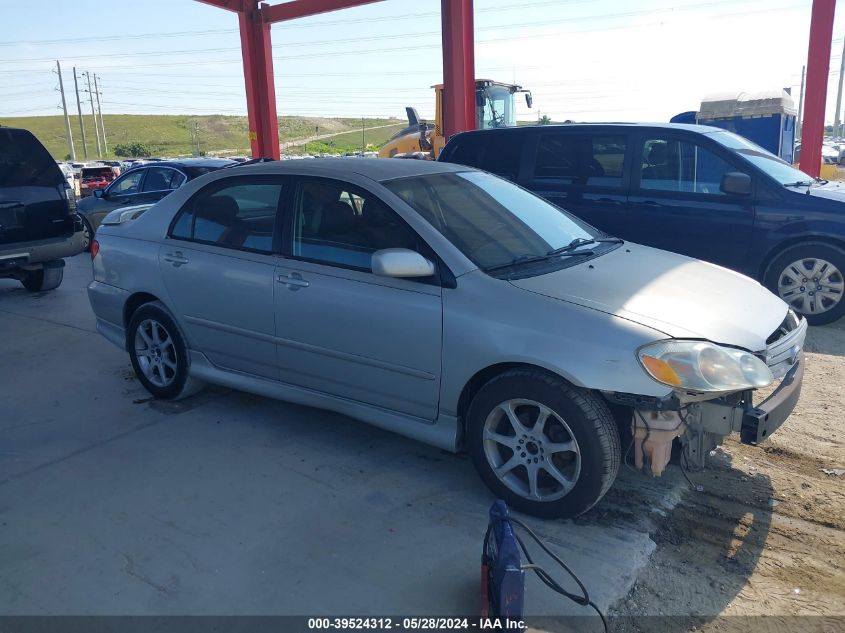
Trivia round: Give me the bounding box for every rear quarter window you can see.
[0,128,63,188]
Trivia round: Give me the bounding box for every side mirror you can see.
[720,172,752,196]
[525,92,533,109]
[93,189,105,199]
[371,248,435,278]
[475,90,485,108]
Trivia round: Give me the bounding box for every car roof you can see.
[452,122,728,136]
[143,157,236,169]
[228,157,472,182]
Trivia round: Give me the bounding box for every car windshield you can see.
[708,130,813,186]
[383,171,598,271]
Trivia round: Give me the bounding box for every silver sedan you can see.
[88,159,805,517]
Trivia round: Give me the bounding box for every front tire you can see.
[764,242,845,325]
[467,368,620,519]
[21,266,63,292]
[127,301,204,400]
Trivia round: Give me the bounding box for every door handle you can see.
[163,251,189,267]
[277,272,309,290]
[638,200,662,207]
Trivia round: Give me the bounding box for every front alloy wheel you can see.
[468,368,620,518]
[482,399,581,502]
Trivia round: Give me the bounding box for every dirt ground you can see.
[608,318,845,632]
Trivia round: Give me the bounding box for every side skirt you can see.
[188,351,461,453]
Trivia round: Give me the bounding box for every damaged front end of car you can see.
[607,310,807,476]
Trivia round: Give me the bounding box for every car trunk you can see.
[0,128,73,245]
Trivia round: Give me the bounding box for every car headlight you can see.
[638,340,773,393]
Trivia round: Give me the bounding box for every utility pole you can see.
[797,65,806,140]
[55,61,75,160]
[835,38,845,139]
[194,122,201,156]
[84,72,102,157]
[361,116,365,155]
[93,74,107,155]
[73,67,88,159]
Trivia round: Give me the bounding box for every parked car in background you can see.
[76,157,234,249]
[0,127,84,291]
[79,165,119,197]
[57,162,80,198]
[88,159,805,518]
[439,123,845,324]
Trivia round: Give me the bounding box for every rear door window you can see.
[170,178,284,254]
[476,132,524,181]
[533,133,627,187]
[142,167,179,192]
[0,128,63,188]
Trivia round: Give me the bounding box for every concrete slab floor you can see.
[0,255,684,619]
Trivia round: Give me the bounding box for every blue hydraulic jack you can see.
[480,501,607,633]
[481,501,525,627]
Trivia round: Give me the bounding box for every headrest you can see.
[362,198,391,227]
[196,195,239,223]
[319,201,355,234]
[648,143,668,165]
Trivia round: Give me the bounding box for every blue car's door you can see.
[625,131,755,270]
[520,127,633,236]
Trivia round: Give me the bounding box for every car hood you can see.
[509,244,788,352]
[804,180,845,203]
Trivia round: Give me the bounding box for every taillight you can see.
[90,239,100,259]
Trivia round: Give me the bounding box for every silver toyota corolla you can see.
[88,159,806,518]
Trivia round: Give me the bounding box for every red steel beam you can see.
[261,0,383,23]
[239,1,280,158]
[194,0,244,12]
[440,0,476,139]
[799,0,836,177]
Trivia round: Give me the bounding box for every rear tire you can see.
[467,368,620,519]
[21,266,63,292]
[764,242,845,325]
[127,301,204,400]
[79,215,93,252]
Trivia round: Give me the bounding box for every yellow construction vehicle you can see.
[379,79,532,159]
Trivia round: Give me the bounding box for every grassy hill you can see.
[0,114,404,159]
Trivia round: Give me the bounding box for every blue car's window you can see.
[170,181,282,254]
[640,138,738,195]
[291,178,420,272]
[534,133,626,187]
[384,171,596,270]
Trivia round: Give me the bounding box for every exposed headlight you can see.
[638,340,773,393]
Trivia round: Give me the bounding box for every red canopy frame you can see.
[799,0,836,177]
[196,0,476,159]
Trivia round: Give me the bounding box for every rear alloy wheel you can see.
[467,368,620,518]
[765,243,845,325]
[21,266,64,292]
[127,301,203,400]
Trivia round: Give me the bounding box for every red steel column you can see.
[239,0,280,159]
[799,0,836,177]
[441,0,476,139]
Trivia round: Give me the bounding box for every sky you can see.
[1,0,844,124]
